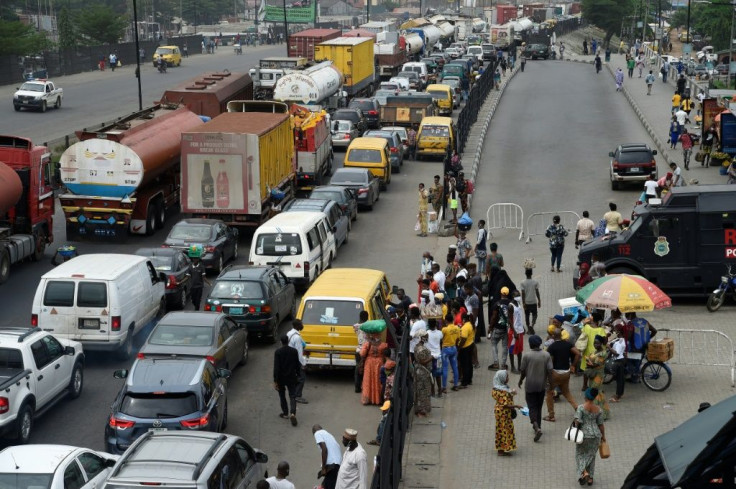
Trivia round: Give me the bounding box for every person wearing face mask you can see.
[335,428,367,489]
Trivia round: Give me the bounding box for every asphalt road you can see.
[0,43,286,144]
[0,58,669,487]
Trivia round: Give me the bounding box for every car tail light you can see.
[204,303,212,311]
[109,416,135,430]
[31,314,38,327]
[137,353,145,359]
[111,316,121,331]
[368,110,378,115]
[612,162,620,169]
[206,356,216,365]
[215,304,222,312]
[205,246,216,253]
[262,305,271,313]
[160,244,170,248]
[0,398,9,414]
[304,261,310,278]
[358,188,369,195]
[390,147,398,153]
[180,413,210,428]
[344,134,351,139]
[166,275,177,289]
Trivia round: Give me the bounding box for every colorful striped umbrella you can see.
[575,274,672,313]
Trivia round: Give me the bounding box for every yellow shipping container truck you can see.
[180,101,295,226]
[314,37,377,97]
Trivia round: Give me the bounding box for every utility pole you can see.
[282,0,288,46]
[642,0,649,47]
[133,0,143,111]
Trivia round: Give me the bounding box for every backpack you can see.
[631,318,651,351]
[495,302,509,330]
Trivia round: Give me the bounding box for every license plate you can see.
[229,307,243,315]
[80,319,99,329]
[328,332,340,337]
[148,428,168,432]
[23,100,29,104]
[629,167,642,173]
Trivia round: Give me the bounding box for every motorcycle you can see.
[707,265,736,311]
[234,43,242,55]
[157,61,167,74]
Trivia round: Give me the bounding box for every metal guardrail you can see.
[371,311,413,489]
[485,203,524,241]
[657,328,736,387]
[456,59,497,154]
[524,211,580,244]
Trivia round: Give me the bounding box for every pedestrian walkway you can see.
[565,50,728,186]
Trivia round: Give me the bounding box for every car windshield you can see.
[147,256,173,271]
[0,474,53,489]
[347,148,383,163]
[350,101,374,111]
[156,48,175,55]
[169,224,211,240]
[120,393,198,418]
[210,280,264,300]
[255,233,303,256]
[300,299,364,326]
[617,150,652,164]
[335,111,359,123]
[333,121,352,132]
[19,83,44,92]
[332,170,369,185]
[427,89,450,99]
[311,190,345,203]
[148,324,214,346]
[398,72,418,79]
[421,125,450,137]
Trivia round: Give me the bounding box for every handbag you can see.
[575,330,588,352]
[564,421,584,444]
[599,440,611,459]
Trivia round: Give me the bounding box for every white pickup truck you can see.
[13,79,63,112]
[0,328,84,444]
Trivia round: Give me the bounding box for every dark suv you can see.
[333,109,367,136]
[609,143,658,190]
[524,43,550,60]
[105,357,230,454]
[206,266,295,342]
[348,98,381,129]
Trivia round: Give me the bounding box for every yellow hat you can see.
[561,330,570,341]
[380,400,391,411]
[501,286,509,295]
[547,324,557,335]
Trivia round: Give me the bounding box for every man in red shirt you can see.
[681,128,694,170]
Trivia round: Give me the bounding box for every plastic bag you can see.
[360,319,387,334]
[414,217,421,232]
[458,212,473,226]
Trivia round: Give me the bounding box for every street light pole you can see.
[133,0,142,111]
[282,0,288,46]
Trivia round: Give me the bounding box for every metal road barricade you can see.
[486,203,524,241]
[657,328,736,387]
[524,211,581,244]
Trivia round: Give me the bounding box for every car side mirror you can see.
[332,225,338,233]
[113,369,129,379]
[608,151,615,157]
[65,346,75,356]
[159,272,167,283]
[651,150,658,155]
[218,368,232,379]
[105,458,116,468]
[255,451,269,464]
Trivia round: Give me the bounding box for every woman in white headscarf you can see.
[492,370,521,456]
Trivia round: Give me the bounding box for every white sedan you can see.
[0,445,118,489]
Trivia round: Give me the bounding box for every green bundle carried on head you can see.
[360,319,387,334]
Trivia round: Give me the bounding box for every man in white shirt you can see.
[287,320,308,404]
[313,425,343,489]
[265,461,296,489]
[426,318,443,396]
[575,211,595,248]
[335,429,367,489]
[408,307,427,355]
[669,161,684,187]
[675,107,688,128]
[431,262,446,291]
[644,173,659,201]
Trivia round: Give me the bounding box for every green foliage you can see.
[690,3,731,51]
[57,6,76,49]
[582,0,637,38]
[76,4,127,45]
[0,19,52,55]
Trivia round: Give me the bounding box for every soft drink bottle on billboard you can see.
[201,160,214,208]
[216,171,230,208]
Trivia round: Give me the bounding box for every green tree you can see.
[582,0,636,46]
[0,19,52,55]
[57,6,76,49]
[76,4,127,44]
[691,3,731,50]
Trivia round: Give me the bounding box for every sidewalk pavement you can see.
[565,50,727,186]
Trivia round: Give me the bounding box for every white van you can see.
[249,211,337,288]
[31,254,166,360]
[402,62,429,85]
[467,45,483,62]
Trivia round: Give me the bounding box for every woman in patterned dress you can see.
[361,335,388,405]
[585,335,611,420]
[574,387,606,485]
[492,370,520,456]
[414,343,433,417]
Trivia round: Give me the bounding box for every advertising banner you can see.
[264,0,316,24]
[181,133,261,214]
[702,98,720,141]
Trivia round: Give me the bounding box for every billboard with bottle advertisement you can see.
[264,0,316,23]
[181,132,261,214]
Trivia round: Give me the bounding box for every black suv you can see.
[333,109,367,136]
[609,143,658,190]
[524,43,550,60]
[348,99,381,129]
[206,266,296,342]
[105,357,230,454]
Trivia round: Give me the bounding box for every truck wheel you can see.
[41,101,47,113]
[217,255,224,274]
[32,231,46,261]
[0,249,10,284]
[13,105,20,112]
[145,203,157,236]
[155,201,166,229]
[178,288,188,310]
[55,97,61,109]
[68,362,83,399]
[117,329,134,361]
[15,404,33,444]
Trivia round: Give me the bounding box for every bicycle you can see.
[603,350,672,392]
